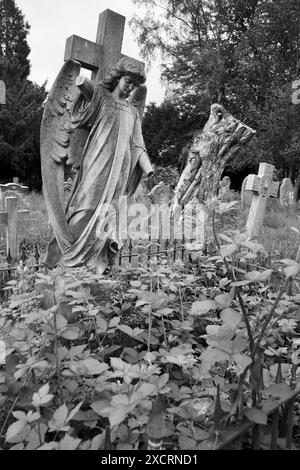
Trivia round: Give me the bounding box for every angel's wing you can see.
[128,84,147,121]
[40,59,87,254]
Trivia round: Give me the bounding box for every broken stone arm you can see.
[75,75,94,101]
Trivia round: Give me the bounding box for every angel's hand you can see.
[75,76,94,102]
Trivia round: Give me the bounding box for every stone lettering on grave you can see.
[279,178,294,207]
[0,80,6,105]
[0,197,29,260]
[245,163,279,238]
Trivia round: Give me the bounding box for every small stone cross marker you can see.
[64,9,144,82]
[245,163,279,238]
[0,197,29,260]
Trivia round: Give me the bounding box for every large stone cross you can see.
[64,9,144,82]
[0,80,6,105]
[245,163,279,238]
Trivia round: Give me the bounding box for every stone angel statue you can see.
[41,57,153,272]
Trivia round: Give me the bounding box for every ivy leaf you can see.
[215,293,233,308]
[233,353,252,375]
[219,278,230,288]
[220,243,238,258]
[118,325,134,336]
[59,325,80,340]
[244,408,268,425]
[96,317,108,332]
[200,349,230,374]
[109,317,120,328]
[53,404,69,427]
[265,383,292,401]
[257,269,273,282]
[245,271,261,282]
[284,263,300,278]
[218,234,233,243]
[65,402,83,424]
[58,435,81,450]
[82,358,109,375]
[6,420,26,442]
[220,309,242,328]
[191,300,217,315]
[55,314,68,330]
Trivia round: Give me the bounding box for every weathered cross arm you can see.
[64,9,144,81]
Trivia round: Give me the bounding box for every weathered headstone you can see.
[148,181,172,205]
[219,176,231,199]
[0,183,29,194]
[0,80,6,105]
[0,197,29,260]
[279,178,294,207]
[245,163,279,238]
[241,175,252,209]
[0,183,29,210]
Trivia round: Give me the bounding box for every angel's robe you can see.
[45,84,152,271]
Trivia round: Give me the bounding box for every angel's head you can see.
[102,57,146,94]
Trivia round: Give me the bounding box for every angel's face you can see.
[117,75,138,98]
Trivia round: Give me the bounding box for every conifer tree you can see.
[0,0,46,189]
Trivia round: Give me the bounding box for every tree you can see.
[0,0,46,189]
[131,0,300,182]
[142,100,203,168]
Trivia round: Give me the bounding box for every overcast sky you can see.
[15,0,165,104]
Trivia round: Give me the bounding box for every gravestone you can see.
[219,176,231,199]
[241,175,252,209]
[148,181,172,205]
[245,163,279,238]
[0,183,29,210]
[0,80,6,105]
[147,182,172,243]
[0,197,29,260]
[279,178,294,207]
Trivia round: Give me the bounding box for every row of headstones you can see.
[147,162,283,241]
[0,162,293,264]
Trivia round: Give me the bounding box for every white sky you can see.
[15,0,165,104]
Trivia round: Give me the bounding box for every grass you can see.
[0,189,300,265]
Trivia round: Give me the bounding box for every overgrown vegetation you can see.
[0,199,300,450]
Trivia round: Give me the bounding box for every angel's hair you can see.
[102,57,146,92]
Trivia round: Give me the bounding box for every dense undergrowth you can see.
[1,200,300,450]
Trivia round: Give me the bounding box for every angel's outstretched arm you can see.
[75,76,94,102]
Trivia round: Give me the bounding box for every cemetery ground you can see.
[0,190,300,450]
